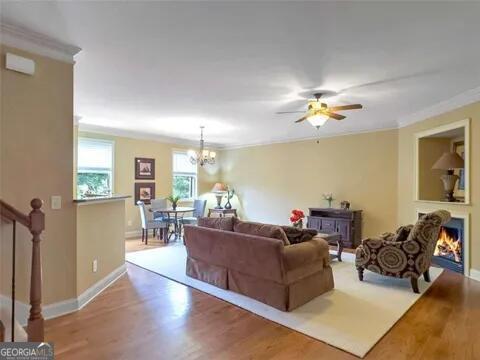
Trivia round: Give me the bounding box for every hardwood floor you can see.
[125,237,166,253]
[125,234,183,253]
[45,262,480,359]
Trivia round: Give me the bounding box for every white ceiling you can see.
[2,1,480,148]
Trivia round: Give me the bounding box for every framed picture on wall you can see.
[135,157,155,180]
[135,182,155,204]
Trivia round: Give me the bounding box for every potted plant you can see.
[167,194,180,210]
[289,209,305,229]
[322,193,334,208]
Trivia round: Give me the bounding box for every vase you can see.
[172,203,177,210]
[224,199,232,209]
[328,200,332,208]
[293,220,303,229]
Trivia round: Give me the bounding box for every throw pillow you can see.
[233,218,290,245]
[197,217,234,231]
[281,226,318,245]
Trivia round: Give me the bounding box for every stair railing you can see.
[0,198,44,342]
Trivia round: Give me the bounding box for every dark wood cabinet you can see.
[307,208,362,248]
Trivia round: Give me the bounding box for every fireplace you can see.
[419,213,464,274]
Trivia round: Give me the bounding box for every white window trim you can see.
[172,150,198,201]
[77,137,115,194]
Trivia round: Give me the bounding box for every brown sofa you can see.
[183,218,334,311]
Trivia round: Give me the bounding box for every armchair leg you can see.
[423,270,431,283]
[357,267,364,281]
[410,277,420,294]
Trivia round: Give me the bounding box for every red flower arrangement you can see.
[289,209,305,228]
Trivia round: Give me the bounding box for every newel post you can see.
[27,198,45,342]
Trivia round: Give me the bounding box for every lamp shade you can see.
[211,182,227,193]
[432,152,464,170]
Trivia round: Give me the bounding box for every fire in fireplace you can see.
[434,227,462,263]
[418,213,464,274]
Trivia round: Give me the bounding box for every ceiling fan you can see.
[277,92,363,127]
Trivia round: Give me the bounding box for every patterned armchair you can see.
[355,210,451,293]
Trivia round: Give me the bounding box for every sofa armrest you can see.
[283,238,330,271]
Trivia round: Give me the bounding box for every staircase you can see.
[0,198,45,342]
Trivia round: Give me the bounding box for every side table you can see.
[315,232,343,262]
[208,208,238,218]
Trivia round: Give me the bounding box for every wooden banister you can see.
[0,199,30,227]
[0,198,44,342]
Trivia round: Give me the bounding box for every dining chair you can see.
[137,201,168,244]
[150,198,168,220]
[181,199,207,227]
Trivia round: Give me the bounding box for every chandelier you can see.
[188,126,216,166]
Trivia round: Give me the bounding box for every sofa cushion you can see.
[281,226,318,245]
[233,218,290,245]
[198,217,234,231]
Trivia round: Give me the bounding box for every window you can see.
[77,138,114,197]
[172,151,197,200]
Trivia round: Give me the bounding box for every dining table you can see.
[150,206,195,241]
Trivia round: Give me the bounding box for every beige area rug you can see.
[126,245,442,358]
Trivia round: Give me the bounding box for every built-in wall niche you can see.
[415,119,470,204]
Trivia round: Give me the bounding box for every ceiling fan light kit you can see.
[308,114,329,127]
[278,92,363,128]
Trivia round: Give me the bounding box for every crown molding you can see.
[0,21,81,63]
[398,86,480,128]
[78,123,222,150]
[221,125,398,150]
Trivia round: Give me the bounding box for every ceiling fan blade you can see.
[276,111,306,114]
[328,104,363,111]
[295,116,308,123]
[322,111,346,120]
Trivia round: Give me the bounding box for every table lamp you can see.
[432,151,464,202]
[211,182,227,209]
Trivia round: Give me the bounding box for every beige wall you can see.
[78,132,221,234]
[0,45,77,304]
[76,200,125,294]
[397,101,480,271]
[418,137,451,201]
[221,129,399,238]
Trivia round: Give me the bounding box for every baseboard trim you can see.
[0,264,127,326]
[43,298,78,321]
[469,268,480,282]
[125,230,142,239]
[77,264,127,310]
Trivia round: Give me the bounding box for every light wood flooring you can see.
[125,237,168,253]
[44,250,480,360]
